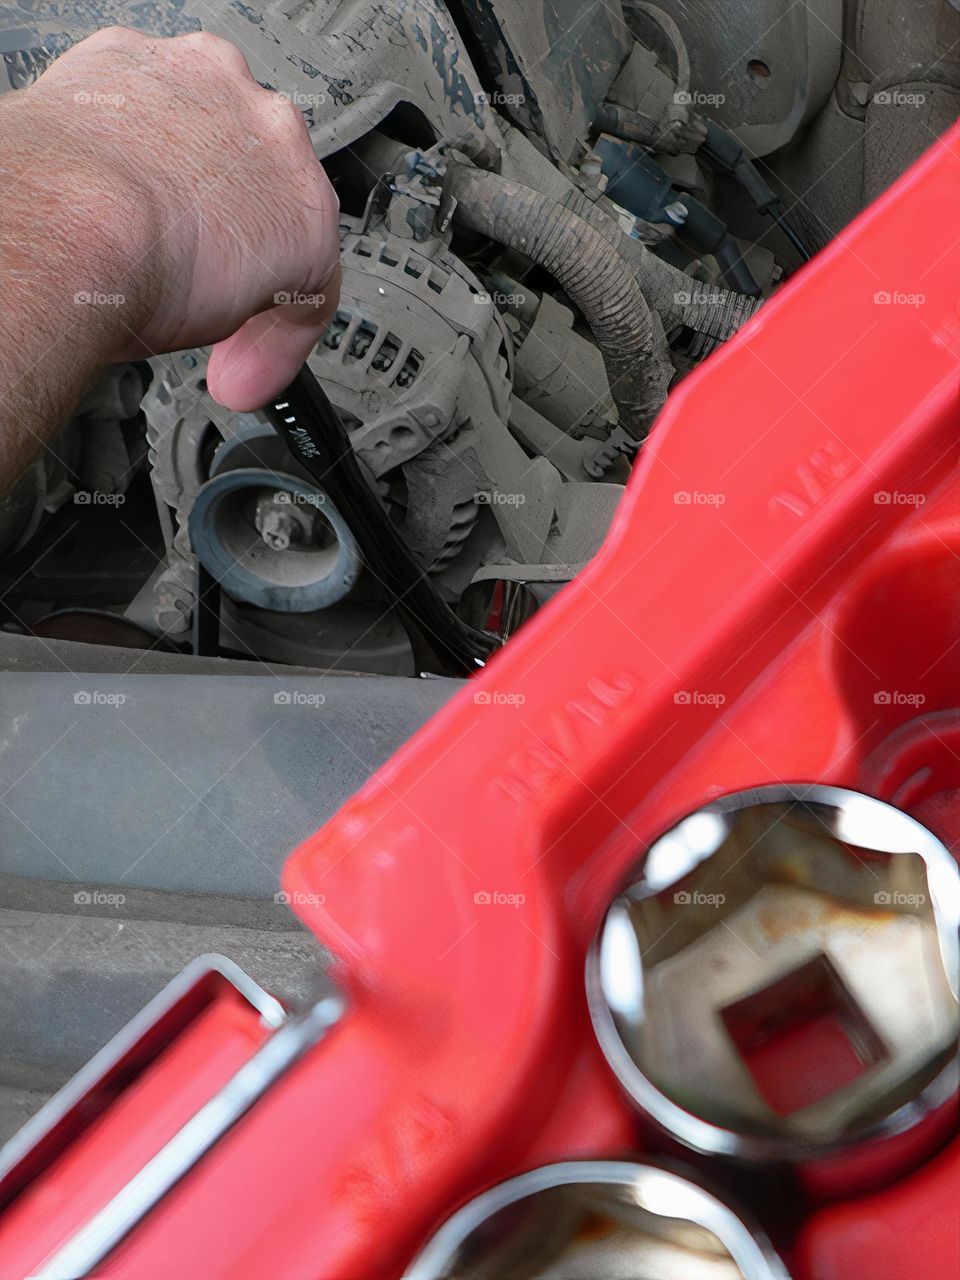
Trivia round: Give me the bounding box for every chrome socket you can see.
[588,785,960,1196]
[405,1160,789,1279]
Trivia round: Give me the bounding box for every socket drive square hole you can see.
[720,953,888,1116]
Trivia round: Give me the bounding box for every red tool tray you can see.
[1,126,957,1280]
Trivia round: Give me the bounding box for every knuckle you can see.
[263,92,306,134]
[180,30,247,67]
[86,24,140,48]
[179,30,220,49]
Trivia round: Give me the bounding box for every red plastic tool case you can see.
[1,127,958,1280]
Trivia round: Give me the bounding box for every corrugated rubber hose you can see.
[447,164,674,443]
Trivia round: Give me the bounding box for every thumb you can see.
[206,265,340,411]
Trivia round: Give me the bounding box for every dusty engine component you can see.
[310,224,558,568]
[448,0,634,163]
[770,0,960,245]
[138,216,570,668]
[506,290,616,444]
[0,363,143,559]
[445,164,674,443]
[187,426,364,614]
[634,0,844,158]
[140,353,410,672]
[0,461,47,560]
[183,0,508,160]
[0,0,949,674]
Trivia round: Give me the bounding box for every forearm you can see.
[0,93,156,491]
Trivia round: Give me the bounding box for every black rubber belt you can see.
[263,364,497,676]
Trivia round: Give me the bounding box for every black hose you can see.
[447,165,673,442]
[767,201,813,262]
[556,185,760,345]
[699,122,813,262]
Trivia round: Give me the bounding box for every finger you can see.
[206,263,340,411]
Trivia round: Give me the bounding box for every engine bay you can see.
[1,0,953,674]
[0,4,958,1275]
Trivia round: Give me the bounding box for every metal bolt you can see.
[154,595,192,635]
[258,509,300,552]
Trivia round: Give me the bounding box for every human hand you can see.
[6,25,340,410]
